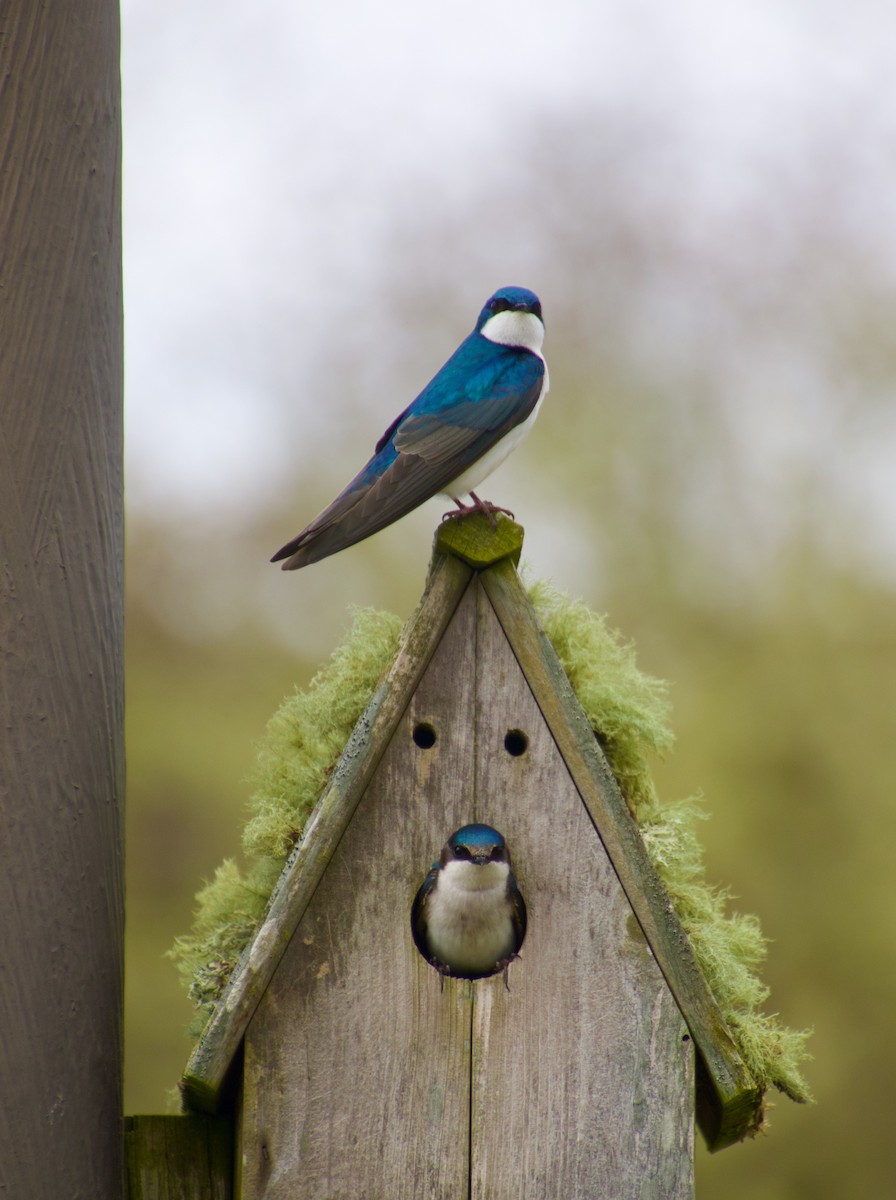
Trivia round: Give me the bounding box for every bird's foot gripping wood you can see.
[498,950,522,992]
[442,492,515,528]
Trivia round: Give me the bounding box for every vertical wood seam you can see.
[469,581,481,1200]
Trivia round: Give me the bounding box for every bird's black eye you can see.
[489,294,540,319]
[454,844,472,860]
[490,845,508,863]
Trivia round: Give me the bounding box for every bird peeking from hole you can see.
[411,824,526,989]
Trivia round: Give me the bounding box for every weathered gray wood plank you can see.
[480,559,762,1149]
[0,5,124,1195]
[182,552,473,1112]
[469,582,694,1198]
[124,1114,233,1200]
[239,584,484,1199]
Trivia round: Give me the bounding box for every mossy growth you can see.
[170,581,811,1104]
[529,581,811,1103]
[169,606,404,1025]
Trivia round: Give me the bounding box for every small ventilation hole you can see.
[413,722,437,750]
[504,729,528,757]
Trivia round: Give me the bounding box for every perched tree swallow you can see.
[272,286,547,569]
[411,824,527,984]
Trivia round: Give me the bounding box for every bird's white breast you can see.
[444,389,546,500]
[426,861,515,973]
[443,310,549,502]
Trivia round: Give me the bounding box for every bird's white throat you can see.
[479,309,545,358]
[439,859,509,894]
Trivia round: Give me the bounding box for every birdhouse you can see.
[149,518,764,1198]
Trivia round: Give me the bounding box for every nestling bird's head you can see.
[439,823,513,892]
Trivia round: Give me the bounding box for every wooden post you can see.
[0,4,124,1197]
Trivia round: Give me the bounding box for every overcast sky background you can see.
[122,0,896,625]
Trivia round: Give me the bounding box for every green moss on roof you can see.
[170,581,811,1103]
[169,606,404,1025]
[529,580,811,1103]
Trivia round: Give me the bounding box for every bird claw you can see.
[498,950,522,991]
[442,492,515,529]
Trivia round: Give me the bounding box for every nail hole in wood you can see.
[504,728,528,757]
[413,722,437,750]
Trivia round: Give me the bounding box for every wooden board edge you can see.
[181,552,474,1112]
[479,559,764,1147]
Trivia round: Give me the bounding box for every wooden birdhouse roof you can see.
[181,517,762,1154]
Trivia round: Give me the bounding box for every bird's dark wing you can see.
[392,353,545,467]
[509,873,527,952]
[272,349,544,569]
[270,448,438,567]
[410,867,439,962]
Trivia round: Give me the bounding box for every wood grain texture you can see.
[238,578,695,1196]
[125,1115,233,1200]
[0,4,124,1197]
[240,584,483,1199]
[480,560,762,1149]
[182,553,473,1111]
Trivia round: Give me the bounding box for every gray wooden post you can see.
[0,4,124,1196]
